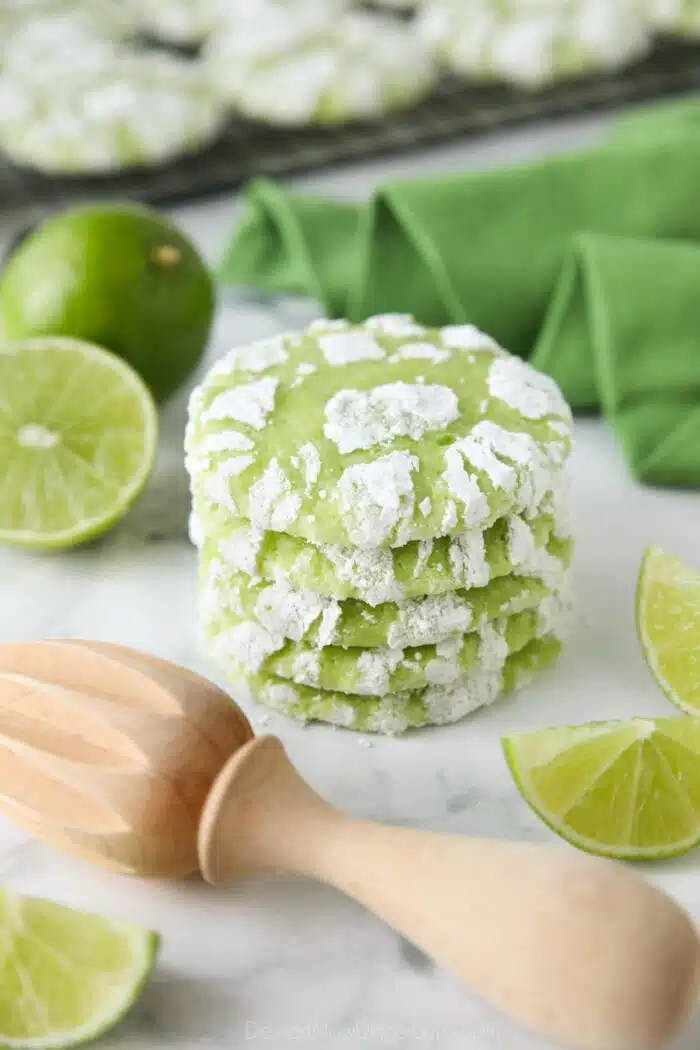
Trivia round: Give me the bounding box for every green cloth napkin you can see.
[219,100,700,488]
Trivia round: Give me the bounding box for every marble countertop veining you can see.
[2,108,700,1050]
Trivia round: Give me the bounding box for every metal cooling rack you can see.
[2,35,700,223]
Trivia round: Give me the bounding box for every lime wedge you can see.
[637,544,700,715]
[503,717,700,859]
[0,337,157,550]
[0,889,158,1048]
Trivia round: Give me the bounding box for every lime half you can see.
[503,717,700,860]
[0,889,158,1049]
[0,337,157,550]
[637,544,700,715]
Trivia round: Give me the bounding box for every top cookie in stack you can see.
[186,314,573,734]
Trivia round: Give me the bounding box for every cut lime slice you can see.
[503,716,700,859]
[0,889,158,1048]
[637,544,700,715]
[0,337,157,550]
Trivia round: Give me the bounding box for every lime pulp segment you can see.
[0,338,157,549]
[503,716,700,860]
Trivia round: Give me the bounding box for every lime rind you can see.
[0,891,158,1050]
[503,717,700,861]
[0,337,158,551]
[637,544,700,715]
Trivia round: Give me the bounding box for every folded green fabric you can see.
[218,100,700,487]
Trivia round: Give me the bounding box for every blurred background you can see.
[0,0,699,226]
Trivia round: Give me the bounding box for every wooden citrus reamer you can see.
[0,639,697,1050]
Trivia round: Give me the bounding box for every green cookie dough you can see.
[200,534,571,650]
[186,315,572,550]
[236,635,563,733]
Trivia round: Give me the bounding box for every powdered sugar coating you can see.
[488,356,572,421]
[441,325,502,351]
[337,450,418,547]
[319,331,386,366]
[203,376,278,430]
[324,382,459,454]
[248,459,301,531]
[209,335,290,379]
[365,314,427,337]
[298,443,321,494]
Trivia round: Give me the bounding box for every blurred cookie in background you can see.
[417,0,652,89]
[203,3,438,125]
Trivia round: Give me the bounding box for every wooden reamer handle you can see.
[199,736,700,1050]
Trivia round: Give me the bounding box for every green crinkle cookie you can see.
[233,635,563,734]
[208,604,547,697]
[191,492,565,604]
[417,0,650,90]
[186,315,572,550]
[200,534,571,650]
[0,52,226,175]
[202,8,436,126]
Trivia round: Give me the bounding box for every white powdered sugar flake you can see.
[217,525,263,577]
[356,648,404,696]
[323,544,405,606]
[291,650,321,686]
[209,335,289,378]
[201,456,256,514]
[364,314,426,337]
[441,325,501,352]
[488,357,571,421]
[448,528,489,588]
[458,421,561,515]
[319,331,386,366]
[253,577,329,642]
[298,442,321,494]
[450,429,518,495]
[507,516,537,567]
[324,382,459,454]
[442,447,490,529]
[441,500,458,532]
[337,450,418,547]
[194,430,254,460]
[203,376,278,430]
[316,602,343,647]
[213,620,281,672]
[387,594,474,649]
[517,544,567,589]
[412,538,434,579]
[248,458,301,531]
[391,342,450,364]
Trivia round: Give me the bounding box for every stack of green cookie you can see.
[185,314,574,734]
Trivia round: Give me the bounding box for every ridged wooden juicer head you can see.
[0,639,253,877]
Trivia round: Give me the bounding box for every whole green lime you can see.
[0,203,215,402]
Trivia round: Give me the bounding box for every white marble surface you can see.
[3,108,700,1050]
